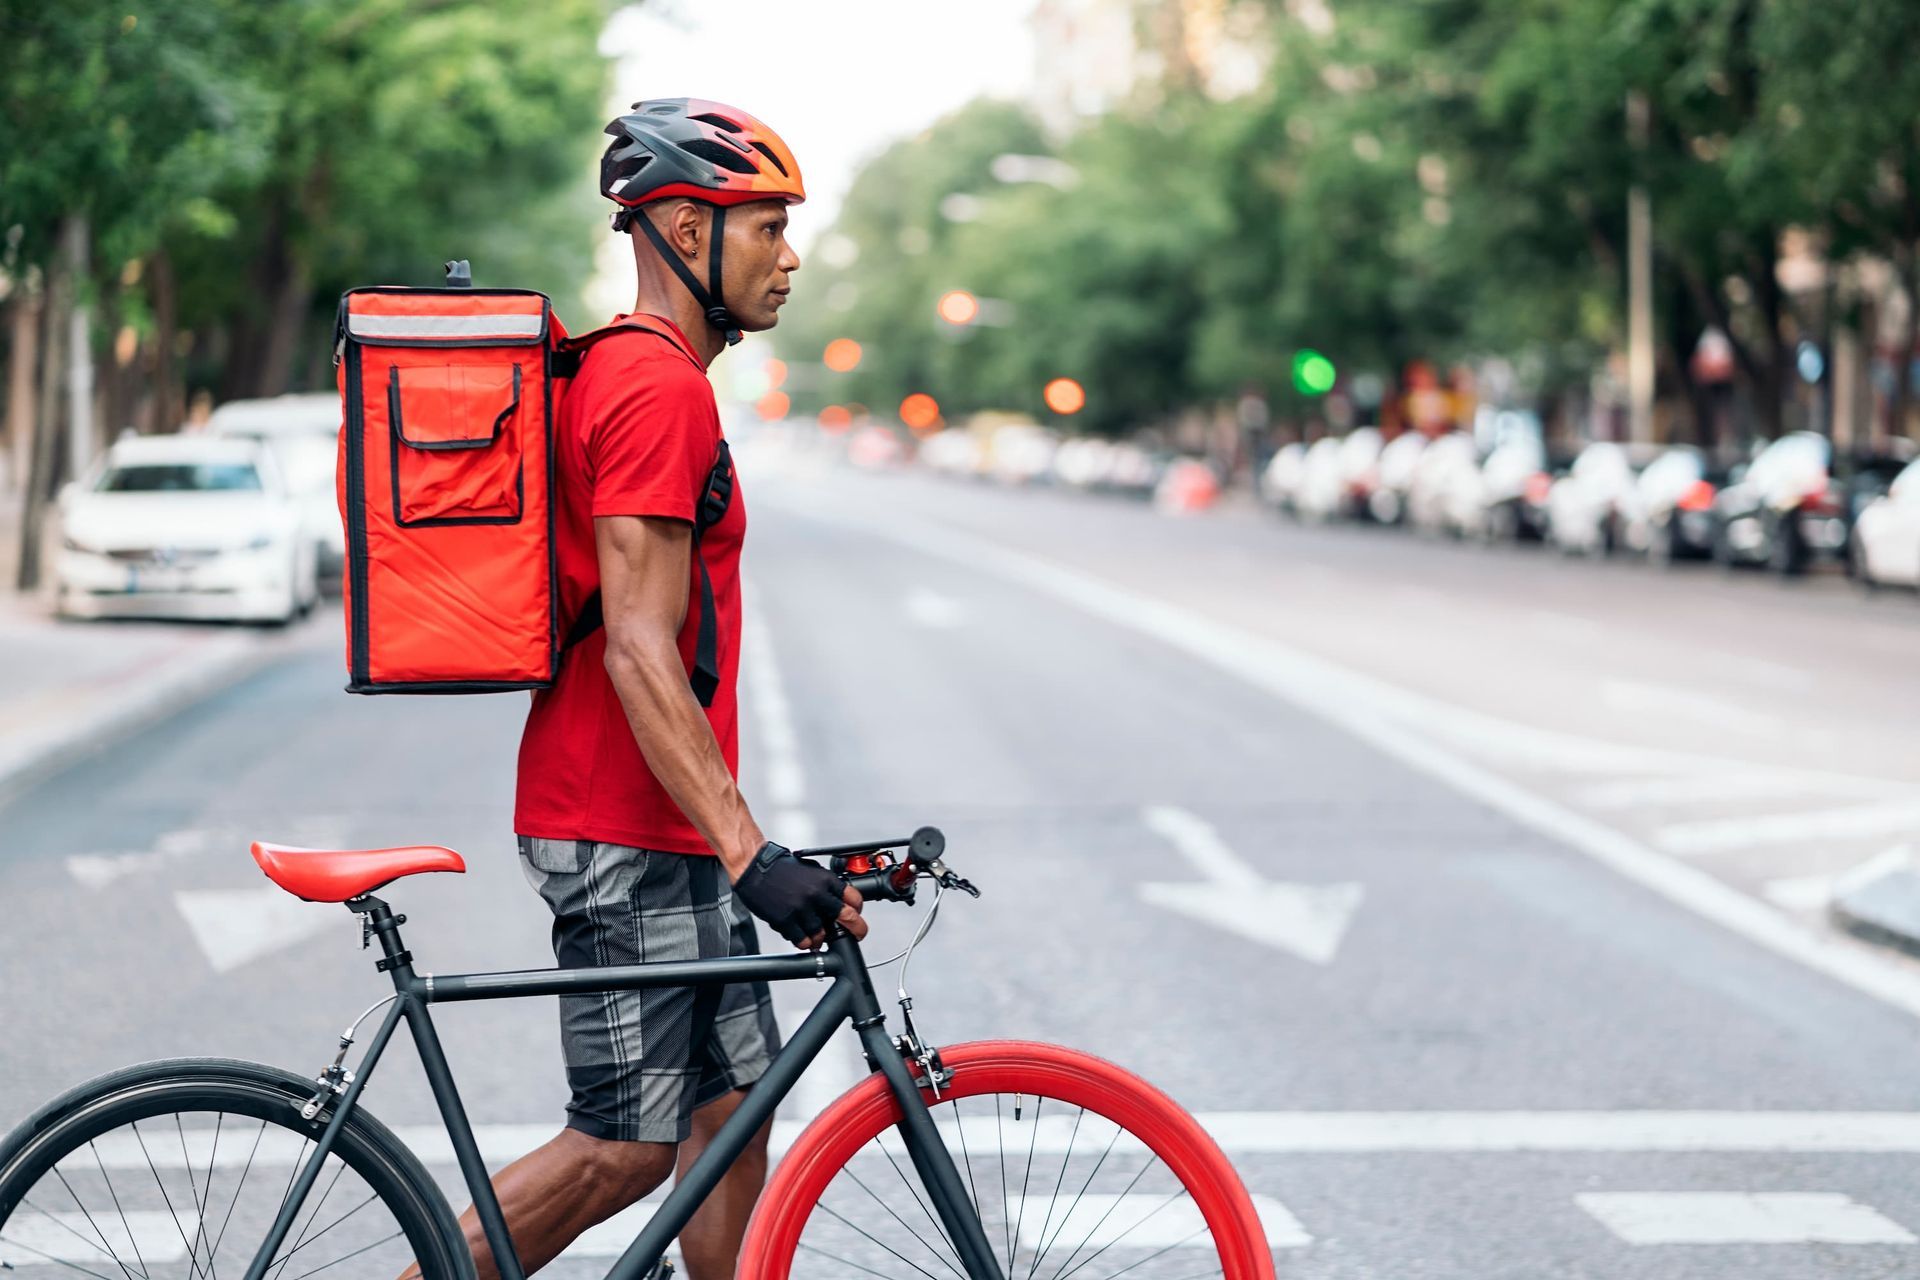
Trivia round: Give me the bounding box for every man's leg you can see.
[674,1089,774,1280]
[403,1129,675,1280]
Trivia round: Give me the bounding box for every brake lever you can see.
[923,857,980,898]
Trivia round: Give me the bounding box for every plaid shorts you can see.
[518,837,782,1144]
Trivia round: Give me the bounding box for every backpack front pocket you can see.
[388,363,524,524]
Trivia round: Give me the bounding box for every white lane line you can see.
[1139,806,1364,964]
[1764,845,1913,912]
[1010,1193,1311,1250]
[773,501,1920,1021]
[1656,800,1920,856]
[1600,679,1782,735]
[94,1113,1920,1171]
[742,599,814,839]
[174,887,342,973]
[1576,1192,1917,1245]
[905,587,966,628]
[1576,772,1900,811]
[0,1211,198,1266]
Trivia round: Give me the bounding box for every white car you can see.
[1294,436,1348,521]
[1259,442,1306,511]
[1853,458,1920,589]
[1407,431,1479,534]
[56,435,320,624]
[1546,442,1642,556]
[1370,430,1428,524]
[1335,427,1385,520]
[208,393,344,579]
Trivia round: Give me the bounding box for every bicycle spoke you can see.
[52,1169,143,1280]
[1010,1097,1044,1270]
[0,1228,123,1280]
[280,1228,404,1280]
[90,1140,151,1280]
[796,1238,918,1280]
[948,1098,985,1225]
[1060,1212,1201,1280]
[829,1155,965,1280]
[18,1197,137,1277]
[814,1202,950,1280]
[995,1095,1013,1268]
[268,1159,348,1280]
[130,1120,200,1278]
[1042,1156,1160,1280]
[196,1113,224,1280]
[207,1120,269,1267]
[1030,1123,1123,1277]
[870,1130,962,1267]
[1023,1106,1085,1280]
[175,1115,212,1280]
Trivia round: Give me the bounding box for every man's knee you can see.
[560,1128,677,1205]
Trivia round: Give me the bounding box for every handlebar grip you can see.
[843,866,917,904]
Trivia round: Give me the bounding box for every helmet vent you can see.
[691,112,744,133]
[681,138,756,175]
[750,141,790,177]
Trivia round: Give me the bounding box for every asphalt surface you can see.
[5,449,1920,1278]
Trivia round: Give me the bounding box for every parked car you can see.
[1545,442,1642,556]
[207,393,344,581]
[1259,441,1307,512]
[985,424,1059,485]
[1294,436,1349,521]
[1462,434,1549,542]
[1407,431,1478,534]
[1369,430,1428,524]
[1335,427,1385,521]
[1709,432,1914,575]
[1851,458,1920,589]
[56,434,320,624]
[1629,445,1731,565]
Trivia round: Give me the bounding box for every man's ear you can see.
[668,200,706,259]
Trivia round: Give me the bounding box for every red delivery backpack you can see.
[334,260,731,699]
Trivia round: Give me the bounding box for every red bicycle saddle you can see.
[250,841,466,902]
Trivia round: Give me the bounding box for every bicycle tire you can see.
[0,1056,474,1280]
[742,1040,1275,1280]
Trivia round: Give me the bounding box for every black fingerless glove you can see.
[732,842,845,945]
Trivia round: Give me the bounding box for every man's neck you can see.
[629,288,725,369]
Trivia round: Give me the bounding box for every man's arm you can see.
[595,514,865,943]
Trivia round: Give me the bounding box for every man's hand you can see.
[733,843,868,949]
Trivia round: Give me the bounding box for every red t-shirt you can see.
[514,316,744,854]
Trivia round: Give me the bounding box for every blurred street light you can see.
[900,393,942,431]
[823,338,863,373]
[764,358,788,390]
[1043,377,1087,415]
[755,391,791,421]
[818,405,853,434]
[937,290,981,326]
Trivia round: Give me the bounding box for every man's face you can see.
[720,199,801,332]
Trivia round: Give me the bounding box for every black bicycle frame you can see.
[241,895,1005,1280]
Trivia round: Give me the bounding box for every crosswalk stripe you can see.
[1576,1192,1917,1245]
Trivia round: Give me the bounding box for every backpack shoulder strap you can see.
[548,314,695,378]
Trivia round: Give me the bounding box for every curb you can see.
[1828,850,1920,959]
[0,630,294,805]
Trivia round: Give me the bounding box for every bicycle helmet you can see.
[601,98,807,346]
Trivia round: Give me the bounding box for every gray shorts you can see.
[518,837,782,1144]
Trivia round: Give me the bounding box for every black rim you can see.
[791,1090,1230,1280]
[0,1082,449,1280]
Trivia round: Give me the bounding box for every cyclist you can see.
[418,99,866,1280]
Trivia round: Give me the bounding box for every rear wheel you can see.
[744,1041,1275,1280]
[0,1058,471,1280]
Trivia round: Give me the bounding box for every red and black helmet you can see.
[600,98,805,348]
[601,97,806,220]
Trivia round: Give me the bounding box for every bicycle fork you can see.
[836,933,1008,1280]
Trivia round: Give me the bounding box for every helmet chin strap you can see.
[631,203,744,347]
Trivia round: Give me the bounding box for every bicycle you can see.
[0,827,1274,1280]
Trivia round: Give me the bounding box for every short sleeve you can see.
[585,352,717,522]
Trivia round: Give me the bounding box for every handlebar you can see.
[794,826,979,905]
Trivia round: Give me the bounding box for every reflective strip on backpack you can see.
[347,313,545,341]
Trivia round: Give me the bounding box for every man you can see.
[426,98,866,1280]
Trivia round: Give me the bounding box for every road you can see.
[4,448,1920,1278]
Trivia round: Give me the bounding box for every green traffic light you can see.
[1292,350,1337,396]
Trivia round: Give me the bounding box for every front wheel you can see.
[744,1041,1276,1280]
[0,1058,473,1280]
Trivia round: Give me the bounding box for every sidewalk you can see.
[0,593,309,800]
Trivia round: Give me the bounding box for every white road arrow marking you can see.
[1138,806,1363,964]
[173,887,343,973]
[904,586,965,628]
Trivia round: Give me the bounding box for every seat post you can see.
[347,894,417,985]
